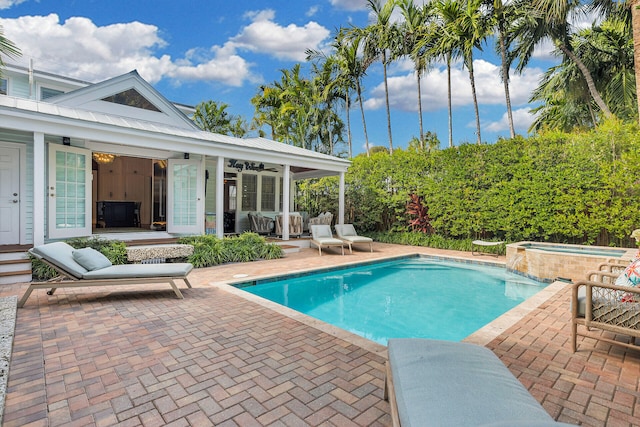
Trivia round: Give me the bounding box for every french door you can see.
[167,158,203,234]
[47,144,92,239]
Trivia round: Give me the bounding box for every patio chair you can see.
[248,212,274,235]
[334,224,373,253]
[571,259,640,352]
[308,212,333,227]
[275,213,303,237]
[19,242,193,308]
[310,224,345,256]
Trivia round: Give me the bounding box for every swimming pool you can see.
[236,256,547,345]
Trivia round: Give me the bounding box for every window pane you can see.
[0,79,7,95]
[261,176,276,211]
[242,174,257,211]
[41,87,64,100]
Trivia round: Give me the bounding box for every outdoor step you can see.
[0,273,31,285]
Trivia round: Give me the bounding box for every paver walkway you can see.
[1,243,639,426]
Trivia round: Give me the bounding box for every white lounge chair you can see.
[20,242,193,307]
[334,224,373,252]
[310,225,345,256]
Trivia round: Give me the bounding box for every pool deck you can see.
[2,243,640,426]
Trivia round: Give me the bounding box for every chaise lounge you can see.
[20,242,193,308]
[334,224,373,252]
[385,338,571,426]
[310,224,345,255]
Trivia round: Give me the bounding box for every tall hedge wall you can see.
[299,120,640,247]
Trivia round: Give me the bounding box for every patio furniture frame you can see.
[571,268,640,352]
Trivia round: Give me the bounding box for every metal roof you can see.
[0,95,351,170]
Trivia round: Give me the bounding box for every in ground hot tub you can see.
[506,241,636,282]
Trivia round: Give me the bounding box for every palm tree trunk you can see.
[416,67,425,150]
[631,0,640,124]
[498,28,515,138]
[468,58,482,144]
[447,56,453,148]
[356,79,371,156]
[346,88,353,158]
[382,51,393,153]
[557,43,613,118]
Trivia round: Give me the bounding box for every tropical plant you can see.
[363,0,397,153]
[0,25,20,76]
[511,0,613,119]
[193,100,248,137]
[396,0,433,149]
[406,193,435,233]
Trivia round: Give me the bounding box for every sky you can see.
[0,0,563,154]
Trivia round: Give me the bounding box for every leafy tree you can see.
[192,100,248,137]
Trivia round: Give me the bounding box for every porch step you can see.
[0,252,32,285]
[279,244,300,254]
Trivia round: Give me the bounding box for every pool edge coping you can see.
[208,253,562,357]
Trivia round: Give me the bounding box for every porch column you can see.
[33,132,45,245]
[338,171,345,225]
[216,156,224,239]
[282,164,290,241]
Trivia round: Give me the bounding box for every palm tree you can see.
[342,28,372,157]
[363,0,397,153]
[512,0,613,119]
[396,0,433,150]
[428,0,463,148]
[484,0,517,138]
[0,25,20,74]
[451,0,488,145]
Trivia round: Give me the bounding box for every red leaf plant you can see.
[406,193,434,234]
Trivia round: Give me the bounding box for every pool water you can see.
[239,257,547,345]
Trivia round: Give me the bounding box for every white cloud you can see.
[306,6,320,17]
[485,108,536,133]
[230,9,330,62]
[0,13,259,87]
[364,59,543,112]
[0,0,26,10]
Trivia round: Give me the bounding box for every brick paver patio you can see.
[2,243,639,426]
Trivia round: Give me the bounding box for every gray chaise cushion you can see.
[388,338,556,427]
[72,247,112,271]
[31,241,88,279]
[82,263,193,280]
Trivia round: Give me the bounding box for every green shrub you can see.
[179,232,284,267]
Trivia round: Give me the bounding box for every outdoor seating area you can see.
[1,243,638,426]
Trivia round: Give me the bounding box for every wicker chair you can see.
[274,213,303,237]
[571,264,640,352]
[248,212,274,235]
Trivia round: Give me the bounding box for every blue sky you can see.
[0,0,561,154]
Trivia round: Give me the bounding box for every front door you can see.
[0,143,20,244]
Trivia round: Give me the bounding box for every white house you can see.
[0,64,350,249]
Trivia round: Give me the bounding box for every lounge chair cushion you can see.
[31,241,88,279]
[82,263,194,280]
[313,225,333,239]
[336,224,358,237]
[72,248,112,271]
[388,339,556,426]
